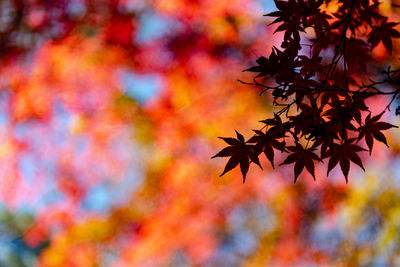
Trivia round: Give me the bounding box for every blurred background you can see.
[0,0,399,266]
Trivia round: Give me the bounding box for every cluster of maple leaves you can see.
[213,0,400,183]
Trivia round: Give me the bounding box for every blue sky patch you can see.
[122,72,162,105]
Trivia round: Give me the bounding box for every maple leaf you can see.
[264,0,306,42]
[212,130,262,183]
[368,18,400,53]
[323,100,358,140]
[311,32,341,57]
[310,121,339,156]
[297,54,322,78]
[358,1,384,26]
[243,56,271,78]
[243,49,281,77]
[265,0,300,25]
[298,0,328,27]
[280,143,320,182]
[247,126,286,169]
[344,38,371,74]
[358,112,398,155]
[320,89,346,108]
[289,102,326,138]
[259,113,283,126]
[274,22,305,42]
[323,139,367,183]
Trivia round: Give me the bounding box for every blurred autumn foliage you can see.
[0,0,400,266]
